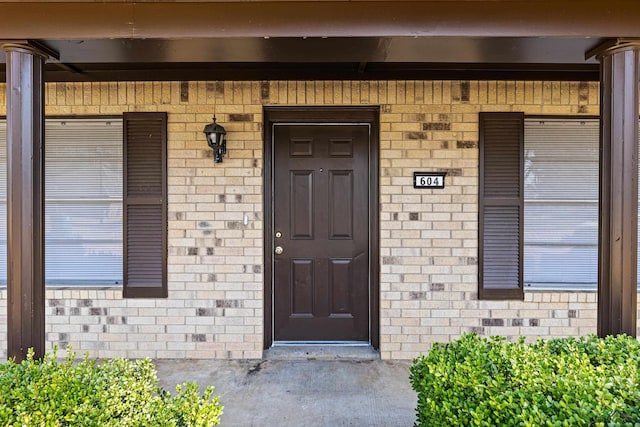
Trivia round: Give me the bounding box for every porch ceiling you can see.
[0,37,604,82]
[0,1,638,82]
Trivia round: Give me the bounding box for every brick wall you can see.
[0,80,636,360]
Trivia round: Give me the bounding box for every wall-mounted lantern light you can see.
[203,115,227,163]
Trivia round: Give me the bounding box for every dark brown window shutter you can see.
[479,112,524,300]
[123,112,167,298]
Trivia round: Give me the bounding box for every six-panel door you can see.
[273,124,370,341]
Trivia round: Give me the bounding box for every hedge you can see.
[0,348,223,426]
[409,334,640,427]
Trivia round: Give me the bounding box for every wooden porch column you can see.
[589,40,640,337]
[1,42,50,361]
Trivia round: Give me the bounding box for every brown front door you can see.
[273,124,370,341]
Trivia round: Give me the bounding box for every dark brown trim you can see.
[0,40,58,61]
[478,112,525,300]
[122,112,168,299]
[596,45,638,337]
[586,38,640,60]
[263,106,380,349]
[4,45,46,361]
[369,112,381,350]
[0,1,638,38]
[0,62,600,83]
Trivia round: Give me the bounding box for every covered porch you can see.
[0,0,639,361]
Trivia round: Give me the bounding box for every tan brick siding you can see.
[0,80,637,360]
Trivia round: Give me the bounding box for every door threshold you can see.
[264,342,379,361]
[273,341,371,346]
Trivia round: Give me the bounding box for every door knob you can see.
[275,246,284,255]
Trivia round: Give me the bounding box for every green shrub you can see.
[0,348,223,426]
[409,334,640,427]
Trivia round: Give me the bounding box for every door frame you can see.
[263,106,380,349]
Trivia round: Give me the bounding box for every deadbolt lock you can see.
[275,246,284,255]
[275,231,282,238]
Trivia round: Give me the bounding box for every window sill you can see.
[525,283,597,292]
[0,284,122,290]
[526,285,640,292]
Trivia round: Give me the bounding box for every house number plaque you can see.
[413,172,446,189]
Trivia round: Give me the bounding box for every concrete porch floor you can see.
[154,354,416,427]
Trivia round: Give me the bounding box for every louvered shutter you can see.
[123,112,167,298]
[479,112,524,300]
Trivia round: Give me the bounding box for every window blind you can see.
[0,118,123,285]
[523,118,599,289]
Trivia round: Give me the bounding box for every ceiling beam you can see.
[0,1,639,39]
[0,62,600,83]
